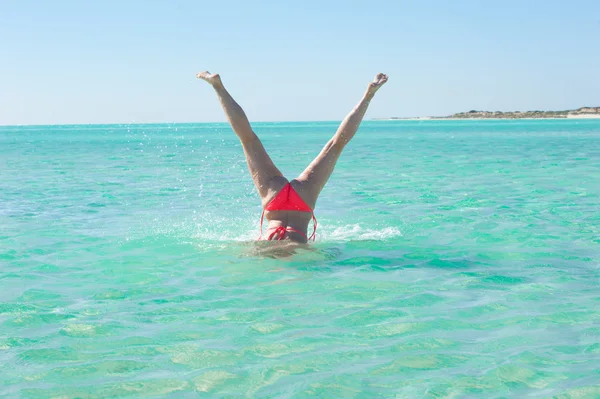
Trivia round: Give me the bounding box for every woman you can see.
[197,71,388,243]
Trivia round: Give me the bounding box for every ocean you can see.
[1,120,599,398]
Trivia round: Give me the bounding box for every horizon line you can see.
[3,118,600,128]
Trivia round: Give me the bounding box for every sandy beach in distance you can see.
[567,114,600,119]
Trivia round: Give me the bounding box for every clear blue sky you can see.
[1,0,599,125]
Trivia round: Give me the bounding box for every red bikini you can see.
[259,183,317,241]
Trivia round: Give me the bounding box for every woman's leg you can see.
[197,71,285,202]
[295,73,388,206]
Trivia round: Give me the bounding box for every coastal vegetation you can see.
[379,107,600,120]
[439,107,600,119]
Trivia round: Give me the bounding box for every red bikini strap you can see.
[259,210,317,242]
[268,226,287,241]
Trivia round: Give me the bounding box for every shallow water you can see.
[1,120,599,398]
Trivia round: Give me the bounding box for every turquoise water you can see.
[1,120,599,398]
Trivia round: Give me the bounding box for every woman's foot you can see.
[196,71,223,87]
[367,73,388,95]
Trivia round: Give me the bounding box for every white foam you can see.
[186,223,402,246]
[319,224,402,241]
[128,212,401,249]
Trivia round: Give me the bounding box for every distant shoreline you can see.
[2,114,600,127]
[377,107,600,121]
[374,115,600,121]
